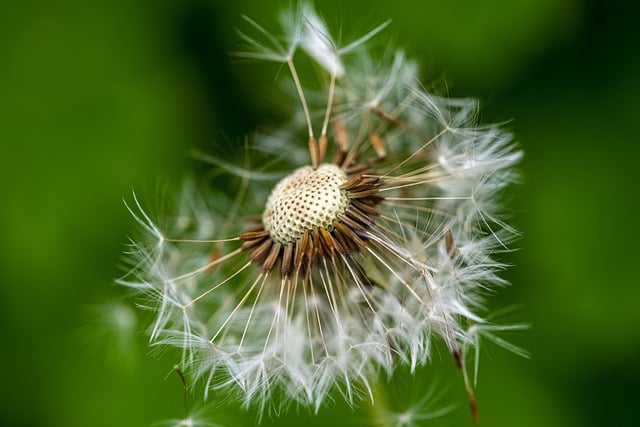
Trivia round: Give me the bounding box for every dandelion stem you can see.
[320,52,338,139]
[287,59,314,134]
[454,348,479,424]
[173,365,188,420]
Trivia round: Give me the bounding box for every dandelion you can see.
[120,2,522,420]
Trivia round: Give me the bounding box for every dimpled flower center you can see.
[263,163,350,245]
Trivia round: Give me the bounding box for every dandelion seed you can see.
[375,386,455,427]
[120,2,523,418]
[155,409,222,427]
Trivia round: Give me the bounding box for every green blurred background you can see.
[1,0,639,426]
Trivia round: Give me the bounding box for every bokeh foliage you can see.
[1,0,638,426]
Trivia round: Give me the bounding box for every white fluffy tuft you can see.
[121,2,523,417]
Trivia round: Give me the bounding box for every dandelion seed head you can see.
[120,1,524,417]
